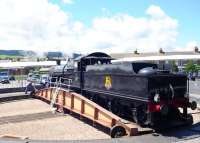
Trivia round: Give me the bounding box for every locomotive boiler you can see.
[50,52,197,127]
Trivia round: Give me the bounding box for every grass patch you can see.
[0,55,23,60]
[14,75,27,80]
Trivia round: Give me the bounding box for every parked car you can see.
[27,73,33,81]
[31,74,40,83]
[0,77,10,84]
[9,76,15,81]
[188,72,196,81]
[40,74,49,85]
[27,73,40,83]
[0,71,11,83]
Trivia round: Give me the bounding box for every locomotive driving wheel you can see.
[132,105,148,126]
[110,125,126,138]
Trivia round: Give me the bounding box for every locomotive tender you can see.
[50,52,197,126]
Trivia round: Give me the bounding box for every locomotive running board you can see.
[35,87,152,138]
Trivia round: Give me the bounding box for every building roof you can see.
[110,48,200,62]
[110,51,200,59]
[0,61,68,69]
[74,52,112,61]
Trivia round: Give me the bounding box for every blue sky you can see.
[51,0,200,48]
[0,0,199,53]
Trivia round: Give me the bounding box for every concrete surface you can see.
[189,80,200,95]
[0,99,109,140]
[190,94,200,111]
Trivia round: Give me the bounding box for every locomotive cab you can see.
[74,52,113,71]
[73,52,113,90]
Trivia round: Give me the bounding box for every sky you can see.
[0,0,199,54]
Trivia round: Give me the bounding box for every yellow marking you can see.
[105,76,112,89]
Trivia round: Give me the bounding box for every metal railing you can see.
[0,80,28,89]
[49,77,72,91]
[49,77,72,110]
[49,77,58,88]
[0,75,72,90]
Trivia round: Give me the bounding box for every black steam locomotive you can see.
[49,52,197,126]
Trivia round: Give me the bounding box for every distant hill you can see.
[0,50,36,57]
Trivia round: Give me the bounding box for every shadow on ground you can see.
[159,122,200,141]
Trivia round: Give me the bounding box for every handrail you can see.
[48,77,72,91]
[49,77,58,87]
[59,77,72,91]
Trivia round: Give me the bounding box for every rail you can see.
[49,77,72,91]
[0,80,28,89]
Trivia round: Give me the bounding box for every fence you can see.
[0,76,72,90]
[0,75,30,89]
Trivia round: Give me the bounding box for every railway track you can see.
[0,93,28,103]
[0,111,60,125]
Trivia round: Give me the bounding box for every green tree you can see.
[196,64,200,71]
[185,60,196,73]
[170,60,178,72]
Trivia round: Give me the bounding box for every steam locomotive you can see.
[49,52,197,126]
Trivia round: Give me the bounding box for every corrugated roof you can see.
[0,61,68,69]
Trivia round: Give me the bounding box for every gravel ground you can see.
[0,99,109,140]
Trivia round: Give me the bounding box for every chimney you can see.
[134,49,139,54]
[159,48,165,54]
[194,46,199,53]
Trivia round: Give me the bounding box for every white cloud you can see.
[0,0,78,54]
[78,7,179,53]
[0,1,188,55]
[146,5,166,18]
[175,41,199,51]
[62,0,73,4]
